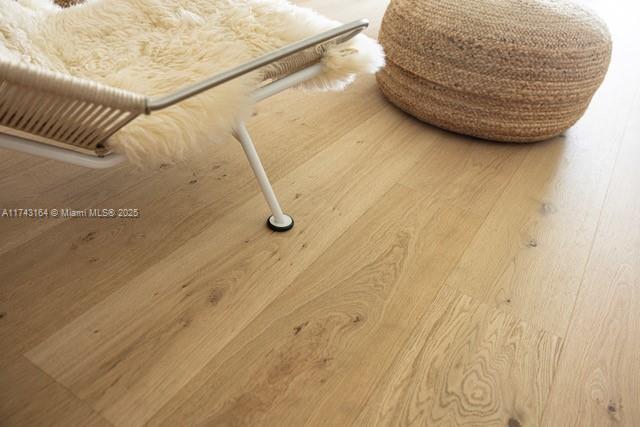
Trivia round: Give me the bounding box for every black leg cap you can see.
[267,215,294,232]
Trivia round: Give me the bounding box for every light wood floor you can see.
[1,0,639,425]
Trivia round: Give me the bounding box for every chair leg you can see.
[233,121,294,232]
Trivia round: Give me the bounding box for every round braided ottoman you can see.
[377,0,612,142]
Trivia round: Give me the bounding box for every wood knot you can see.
[508,418,522,427]
[209,288,224,305]
[320,357,333,364]
[607,400,622,420]
[81,231,96,242]
[293,321,309,335]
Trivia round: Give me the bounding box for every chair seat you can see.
[0,0,383,163]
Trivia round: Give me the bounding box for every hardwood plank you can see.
[541,93,640,426]
[0,158,86,197]
[443,38,640,335]
[0,356,109,427]
[400,133,527,218]
[3,383,110,427]
[147,184,482,425]
[25,107,433,426]
[0,150,26,169]
[0,151,46,177]
[0,356,50,420]
[357,285,562,426]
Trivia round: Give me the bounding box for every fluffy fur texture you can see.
[0,0,384,164]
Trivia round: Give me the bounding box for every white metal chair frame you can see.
[0,20,369,232]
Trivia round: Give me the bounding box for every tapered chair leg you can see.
[233,121,294,232]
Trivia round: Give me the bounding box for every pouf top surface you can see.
[389,0,611,49]
[385,0,612,85]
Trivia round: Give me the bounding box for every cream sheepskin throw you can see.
[0,0,384,163]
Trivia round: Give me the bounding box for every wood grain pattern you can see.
[26,108,433,426]
[357,285,562,426]
[0,356,50,420]
[1,0,639,425]
[0,356,109,426]
[147,184,483,426]
[541,90,640,426]
[400,133,528,218]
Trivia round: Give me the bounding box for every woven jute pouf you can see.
[377,0,612,142]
